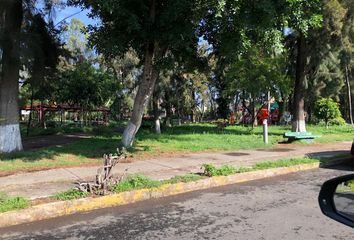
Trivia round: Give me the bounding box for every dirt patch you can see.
[223,152,250,157]
[22,133,94,151]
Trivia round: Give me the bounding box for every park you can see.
[0,0,354,238]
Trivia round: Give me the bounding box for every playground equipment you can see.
[22,103,110,126]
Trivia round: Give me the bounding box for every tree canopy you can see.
[1,0,354,153]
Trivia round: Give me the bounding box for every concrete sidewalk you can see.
[0,141,351,199]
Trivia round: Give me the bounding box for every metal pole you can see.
[263,119,268,144]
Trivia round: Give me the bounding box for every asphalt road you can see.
[334,192,354,220]
[1,162,354,240]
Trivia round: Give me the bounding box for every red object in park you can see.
[259,108,269,120]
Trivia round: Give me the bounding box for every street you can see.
[334,192,354,220]
[1,162,354,240]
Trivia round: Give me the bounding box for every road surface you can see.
[334,192,354,220]
[1,162,354,240]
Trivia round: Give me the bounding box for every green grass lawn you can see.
[0,123,353,173]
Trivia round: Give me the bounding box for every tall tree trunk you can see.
[191,89,197,123]
[39,102,44,128]
[121,45,160,147]
[80,107,84,127]
[215,56,229,119]
[280,95,288,121]
[121,0,160,147]
[0,0,23,153]
[164,90,172,128]
[345,65,353,124]
[200,100,205,122]
[26,87,34,136]
[251,95,257,128]
[208,85,216,119]
[153,86,161,135]
[292,32,307,132]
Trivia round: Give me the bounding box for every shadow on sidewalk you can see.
[308,150,354,172]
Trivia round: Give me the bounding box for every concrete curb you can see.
[0,158,350,228]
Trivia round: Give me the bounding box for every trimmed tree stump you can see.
[76,148,128,195]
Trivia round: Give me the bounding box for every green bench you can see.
[283,132,320,143]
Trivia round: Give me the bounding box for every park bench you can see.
[283,132,320,143]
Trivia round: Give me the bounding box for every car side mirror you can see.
[319,174,354,228]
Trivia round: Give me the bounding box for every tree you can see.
[200,0,289,120]
[0,0,23,153]
[62,18,95,63]
[307,50,344,121]
[0,0,61,153]
[290,0,354,125]
[22,10,62,129]
[73,0,209,147]
[55,61,115,112]
[226,44,289,126]
[332,0,354,124]
[283,0,323,132]
[314,98,342,128]
[103,49,141,121]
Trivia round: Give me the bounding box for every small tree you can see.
[314,98,342,128]
[72,0,208,147]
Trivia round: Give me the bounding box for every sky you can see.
[54,6,97,26]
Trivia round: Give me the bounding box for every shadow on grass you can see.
[126,145,152,154]
[0,137,120,162]
[1,124,287,163]
[20,121,127,139]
